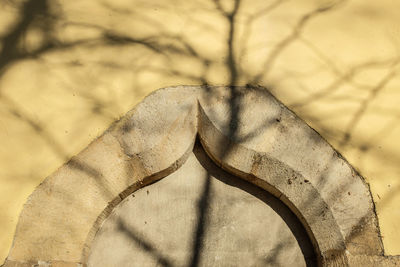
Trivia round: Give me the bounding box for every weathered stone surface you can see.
[88,144,316,267]
[3,86,398,266]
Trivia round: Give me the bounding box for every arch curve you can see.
[3,86,397,267]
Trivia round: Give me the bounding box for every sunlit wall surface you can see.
[0,0,399,263]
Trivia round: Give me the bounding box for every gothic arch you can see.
[3,86,399,266]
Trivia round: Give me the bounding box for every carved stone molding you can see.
[3,86,399,266]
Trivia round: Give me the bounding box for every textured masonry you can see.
[3,86,400,267]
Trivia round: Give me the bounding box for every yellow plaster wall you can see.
[1,0,400,263]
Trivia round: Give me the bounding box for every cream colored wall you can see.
[0,0,399,263]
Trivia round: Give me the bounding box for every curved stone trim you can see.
[3,86,398,267]
[197,104,347,265]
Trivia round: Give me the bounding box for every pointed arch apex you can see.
[4,85,394,267]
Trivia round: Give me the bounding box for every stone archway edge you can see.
[3,86,400,267]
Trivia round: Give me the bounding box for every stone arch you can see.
[3,86,399,267]
[86,138,319,266]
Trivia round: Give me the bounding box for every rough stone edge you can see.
[79,137,195,263]
[3,85,198,266]
[264,85,385,257]
[2,85,398,267]
[197,101,347,266]
[235,85,384,257]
